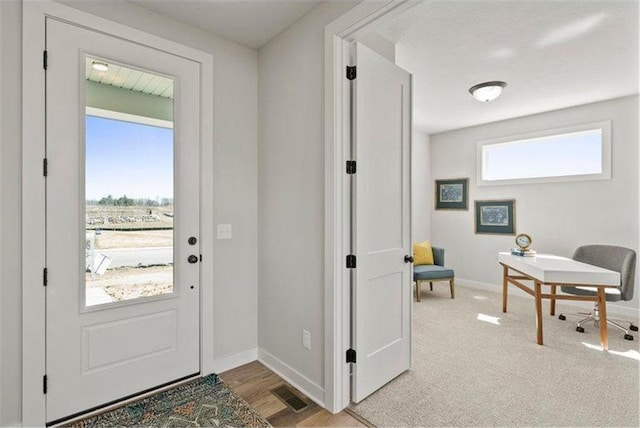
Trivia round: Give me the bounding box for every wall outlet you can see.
[216,224,232,240]
[302,330,311,350]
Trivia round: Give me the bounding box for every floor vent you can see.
[271,385,309,413]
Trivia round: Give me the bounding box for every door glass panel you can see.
[84,57,175,307]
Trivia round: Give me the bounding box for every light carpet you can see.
[350,284,640,427]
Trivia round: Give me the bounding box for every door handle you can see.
[188,255,199,264]
[404,255,414,263]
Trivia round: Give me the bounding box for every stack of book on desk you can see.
[511,248,537,257]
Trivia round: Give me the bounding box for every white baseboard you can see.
[257,347,325,407]
[457,278,640,319]
[213,347,258,374]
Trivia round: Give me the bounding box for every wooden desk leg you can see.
[535,281,543,345]
[550,285,557,316]
[502,265,509,313]
[597,287,609,351]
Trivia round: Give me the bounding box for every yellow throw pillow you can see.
[413,240,434,265]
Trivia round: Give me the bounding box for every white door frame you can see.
[22,2,214,425]
[323,0,418,414]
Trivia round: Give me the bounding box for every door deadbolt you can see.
[188,255,199,264]
[188,236,197,245]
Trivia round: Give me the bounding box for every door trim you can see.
[22,2,214,425]
[323,0,418,414]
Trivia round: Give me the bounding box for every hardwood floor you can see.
[220,361,368,427]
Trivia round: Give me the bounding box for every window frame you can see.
[476,120,612,186]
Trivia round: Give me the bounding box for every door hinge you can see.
[199,254,202,262]
[346,66,356,80]
[43,375,48,394]
[43,268,48,287]
[346,255,356,269]
[43,158,48,177]
[346,160,356,174]
[346,348,356,363]
[43,50,48,70]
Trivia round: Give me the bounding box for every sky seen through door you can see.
[85,115,174,201]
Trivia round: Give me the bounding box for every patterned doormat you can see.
[65,374,270,427]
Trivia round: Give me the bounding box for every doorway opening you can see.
[326,1,639,426]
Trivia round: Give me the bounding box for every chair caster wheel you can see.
[630,324,638,332]
[624,334,634,341]
[576,326,585,333]
[558,314,566,321]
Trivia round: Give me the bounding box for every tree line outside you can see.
[87,195,173,207]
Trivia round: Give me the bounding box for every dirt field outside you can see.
[85,205,175,304]
[86,265,173,302]
[92,229,173,249]
[86,205,174,230]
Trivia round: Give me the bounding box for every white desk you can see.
[498,253,620,350]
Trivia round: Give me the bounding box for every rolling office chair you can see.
[558,245,637,340]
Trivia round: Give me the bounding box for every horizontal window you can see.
[477,121,611,186]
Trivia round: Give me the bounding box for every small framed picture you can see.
[475,199,516,235]
[435,178,469,210]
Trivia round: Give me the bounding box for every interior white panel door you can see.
[352,42,412,403]
[46,19,200,422]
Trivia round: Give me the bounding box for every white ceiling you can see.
[130,0,322,49]
[86,58,174,98]
[374,0,639,134]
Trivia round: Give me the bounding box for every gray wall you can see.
[0,1,3,418]
[360,32,395,63]
[412,130,431,242]
[430,96,639,314]
[1,1,23,423]
[0,1,259,425]
[258,0,359,398]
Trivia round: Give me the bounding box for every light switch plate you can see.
[302,330,311,350]
[217,224,232,240]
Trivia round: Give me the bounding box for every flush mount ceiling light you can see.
[91,61,109,72]
[469,81,507,102]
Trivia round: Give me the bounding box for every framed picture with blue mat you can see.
[475,199,516,235]
[435,178,468,210]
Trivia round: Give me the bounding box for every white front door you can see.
[46,19,201,423]
[351,42,412,403]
